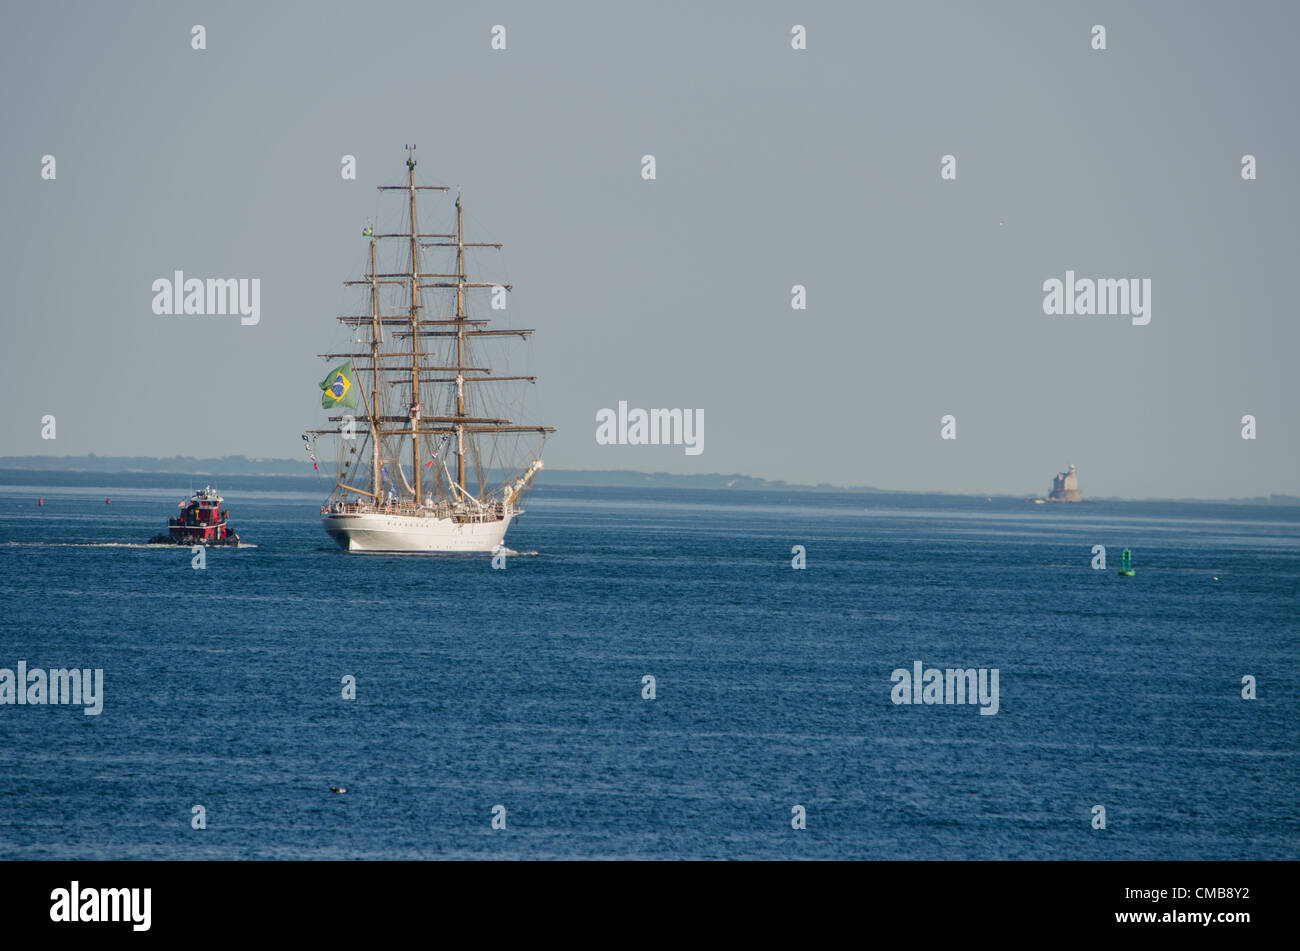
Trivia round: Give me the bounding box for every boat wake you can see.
[149,543,257,549]
[4,542,257,549]
[333,546,537,557]
[5,542,159,549]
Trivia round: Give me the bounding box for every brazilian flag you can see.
[320,361,358,409]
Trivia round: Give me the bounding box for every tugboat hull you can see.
[148,533,240,547]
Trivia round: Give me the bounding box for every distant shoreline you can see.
[1,456,1296,505]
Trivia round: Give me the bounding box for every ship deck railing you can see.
[321,499,508,523]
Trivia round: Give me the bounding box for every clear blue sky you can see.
[3,1,1297,497]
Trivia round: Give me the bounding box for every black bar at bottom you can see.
[0,860,1279,939]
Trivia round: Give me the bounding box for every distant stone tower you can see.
[1049,464,1083,502]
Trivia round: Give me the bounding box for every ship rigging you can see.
[309,147,553,552]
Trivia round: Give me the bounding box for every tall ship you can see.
[310,147,553,552]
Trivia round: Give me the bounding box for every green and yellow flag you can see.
[320,361,358,409]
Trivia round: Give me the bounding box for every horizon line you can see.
[0,454,1295,505]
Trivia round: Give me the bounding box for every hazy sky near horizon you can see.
[2,1,1297,498]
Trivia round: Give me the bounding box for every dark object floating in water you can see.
[1117,547,1136,577]
[37,497,43,507]
[147,485,241,547]
[105,497,111,504]
[330,786,348,794]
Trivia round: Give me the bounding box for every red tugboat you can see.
[148,486,240,546]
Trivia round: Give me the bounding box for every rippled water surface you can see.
[1,479,1296,859]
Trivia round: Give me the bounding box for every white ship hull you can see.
[322,511,512,552]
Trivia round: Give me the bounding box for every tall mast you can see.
[313,148,556,511]
[456,189,467,493]
[406,145,422,500]
[369,235,381,496]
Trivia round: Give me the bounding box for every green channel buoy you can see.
[1118,548,1136,577]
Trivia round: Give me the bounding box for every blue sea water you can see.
[0,478,1296,860]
